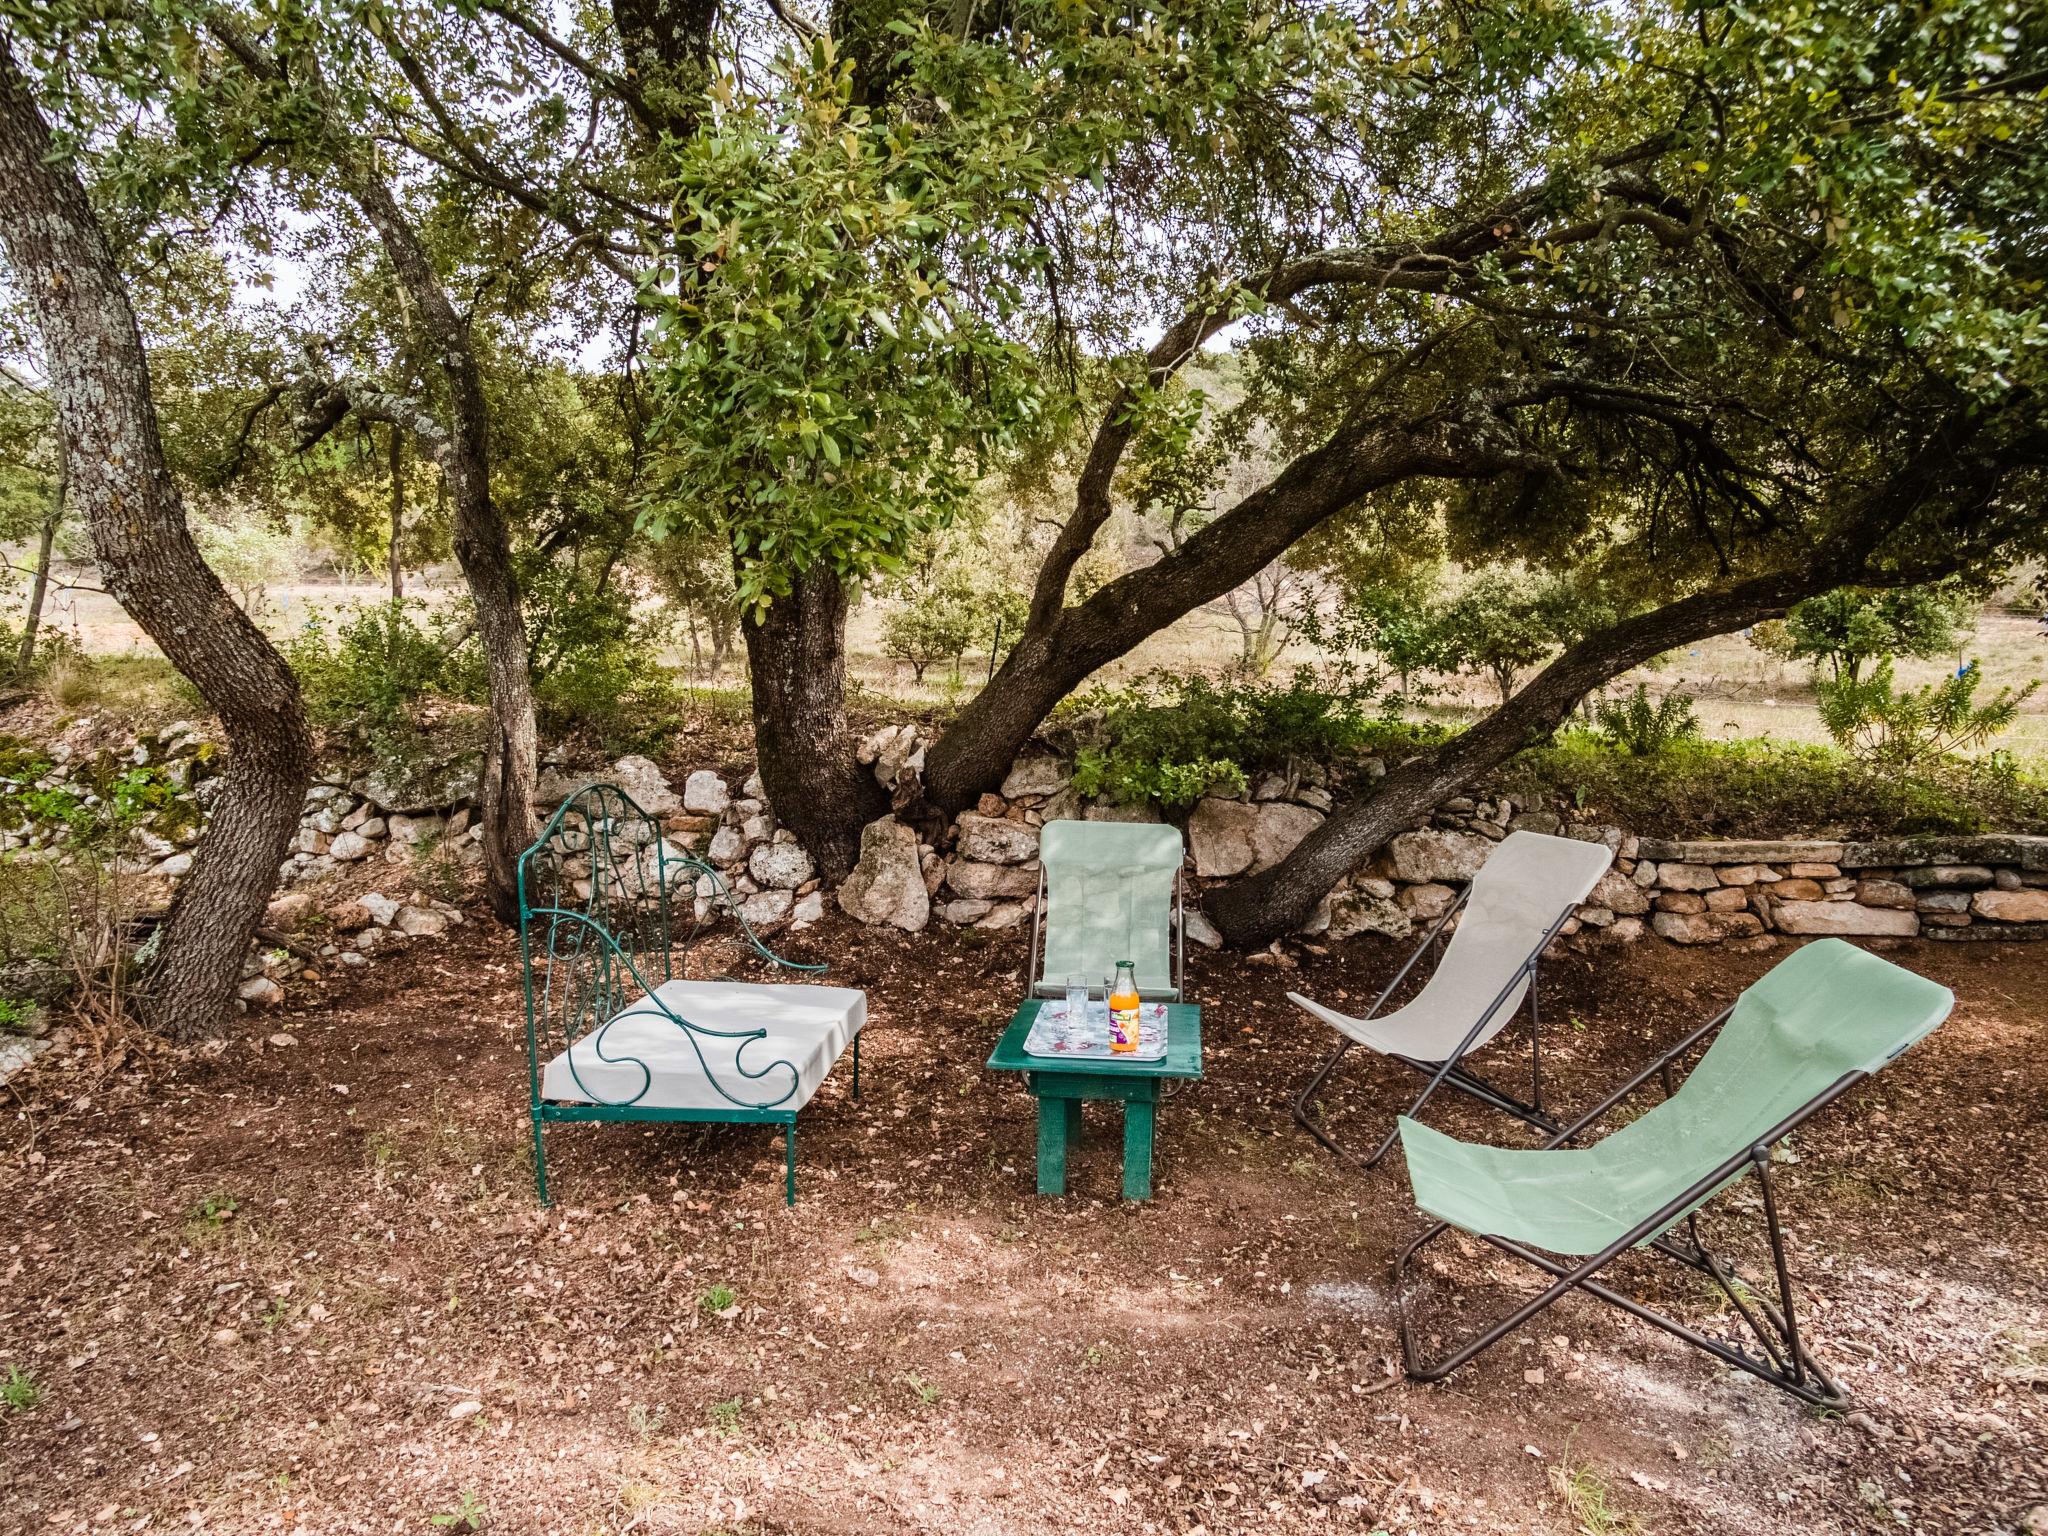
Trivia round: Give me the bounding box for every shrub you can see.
[285,601,484,731]
[1059,671,1375,807]
[881,582,978,683]
[1593,684,1701,756]
[1816,659,2036,769]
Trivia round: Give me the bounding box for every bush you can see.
[1503,732,2048,839]
[1058,671,1375,807]
[285,601,485,731]
[1816,659,2036,769]
[1593,683,1700,756]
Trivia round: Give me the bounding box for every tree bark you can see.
[1205,402,2048,950]
[1206,570,1832,947]
[387,426,404,602]
[13,425,62,679]
[0,45,314,1037]
[209,17,540,923]
[347,165,536,924]
[741,565,887,881]
[924,384,1557,812]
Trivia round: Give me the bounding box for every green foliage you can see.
[519,559,683,752]
[1593,684,1701,757]
[1762,586,1977,683]
[0,997,34,1034]
[1434,568,1623,704]
[699,1284,737,1316]
[428,1489,487,1531]
[285,601,484,732]
[1,1365,40,1412]
[1061,672,1372,808]
[1506,733,2048,840]
[1816,659,2037,769]
[642,31,1073,613]
[880,580,978,684]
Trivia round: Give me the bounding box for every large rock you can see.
[859,724,925,787]
[1638,838,1845,865]
[681,769,729,815]
[1399,882,1457,920]
[1328,890,1413,942]
[945,860,1038,900]
[1189,797,1262,878]
[1652,910,1764,945]
[738,889,793,930]
[837,817,930,932]
[748,842,816,890]
[611,755,682,816]
[1388,828,1493,884]
[1772,901,1918,937]
[955,812,1040,865]
[1000,756,1072,800]
[707,825,748,866]
[1182,909,1223,949]
[351,746,483,814]
[1588,870,1650,916]
[1656,862,1721,892]
[1192,798,1325,878]
[1971,888,2048,923]
[1251,803,1323,871]
[329,830,371,862]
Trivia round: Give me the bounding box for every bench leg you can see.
[784,1120,796,1206]
[1036,1096,1070,1196]
[1122,1099,1156,1202]
[851,1032,861,1101]
[531,1109,551,1207]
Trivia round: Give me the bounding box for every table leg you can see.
[1065,1097,1083,1142]
[1122,1098,1155,1201]
[1036,1096,1069,1197]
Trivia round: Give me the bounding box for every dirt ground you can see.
[1,916,2042,1536]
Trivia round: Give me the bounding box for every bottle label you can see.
[1109,1003,1139,1050]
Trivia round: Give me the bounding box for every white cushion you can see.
[542,979,866,1113]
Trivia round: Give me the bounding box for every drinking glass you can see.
[1060,973,1090,1047]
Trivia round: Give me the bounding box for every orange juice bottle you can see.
[1108,960,1140,1053]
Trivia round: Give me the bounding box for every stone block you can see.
[1388,827,1494,884]
[1652,910,1764,945]
[1971,888,2048,923]
[1771,901,1918,937]
[1656,862,1720,892]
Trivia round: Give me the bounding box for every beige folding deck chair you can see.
[1289,829,1613,1168]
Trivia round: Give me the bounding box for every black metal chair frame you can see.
[1392,1002,1858,1408]
[1293,885,1579,1170]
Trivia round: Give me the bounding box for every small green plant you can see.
[699,1284,738,1317]
[626,1402,668,1441]
[1059,670,1374,808]
[1548,1454,1640,1536]
[186,1190,239,1239]
[2,1365,41,1411]
[1594,683,1701,757]
[903,1373,941,1405]
[0,997,34,1034]
[428,1488,488,1531]
[706,1397,744,1435]
[1816,659,2037,769]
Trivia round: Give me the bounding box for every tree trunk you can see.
[0,46,314,1037]
[1207,570,1835,947]
[387,427,404,602]
[336,144,536,925]
[742,566,887,881]
[13,427,62,679]
[924,389,1554,814]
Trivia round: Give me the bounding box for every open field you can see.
[16,556,2048,759]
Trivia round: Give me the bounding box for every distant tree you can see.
[881,581,978,684]
[1766,585,1977,683]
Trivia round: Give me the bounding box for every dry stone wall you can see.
[17,718,2048,1027]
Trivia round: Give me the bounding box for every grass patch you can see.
[2,1364,40,1411]
[1548,1452,1642,1535]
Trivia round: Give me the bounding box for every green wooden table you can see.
[987,1000,1203,1201]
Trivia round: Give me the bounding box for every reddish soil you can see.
[1,919,2042,1535]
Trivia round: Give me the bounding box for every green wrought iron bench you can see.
[517,782,864,1206]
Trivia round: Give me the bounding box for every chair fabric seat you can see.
[541,979,866,1114]
[1399,938,1954,1255]
[1034,820,1184,999]
[1289,830,1614,1062]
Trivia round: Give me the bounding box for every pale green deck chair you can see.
[1393,938,1953,1406]
[1028,821,1186,1001]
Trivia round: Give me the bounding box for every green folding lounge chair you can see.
[1391,938,1952,1406]
[1028,821,1185,1001]
[1289,830,1614,1169]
